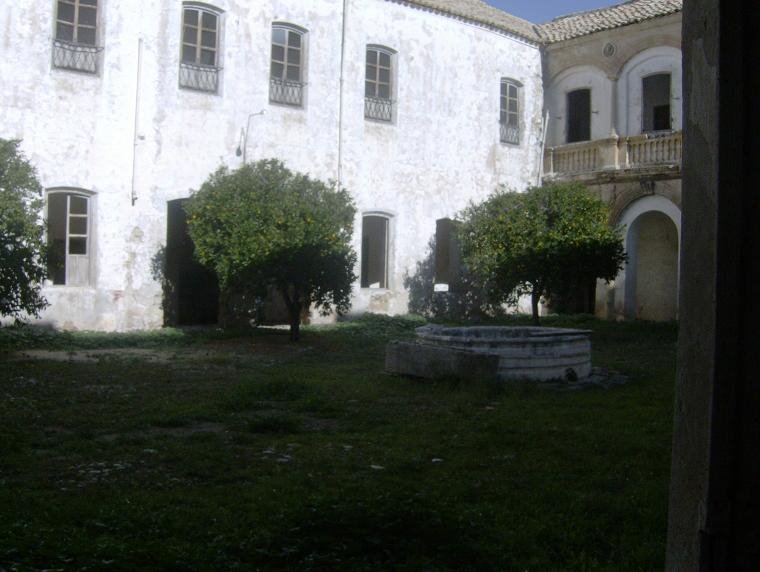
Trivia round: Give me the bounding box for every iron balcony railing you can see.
[179,62,221,93]
[270,77,304,107]
[500,121,520,145]
[52,40,103,74]
[364,96,393,122]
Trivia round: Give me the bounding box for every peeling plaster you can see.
[2,0,542,330]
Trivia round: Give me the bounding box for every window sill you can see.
[364,117,395,126]
[268,99,305,110]
[51,65,100,77]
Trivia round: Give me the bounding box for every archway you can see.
[613,194,681,321]
[625,210,679,320]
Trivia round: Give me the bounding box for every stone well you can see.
[410,324,593,381]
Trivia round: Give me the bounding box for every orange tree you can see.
[0,139,48,321]
[458,181,625,325]
[186,159,356,341]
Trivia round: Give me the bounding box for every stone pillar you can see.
[666,0,760,569]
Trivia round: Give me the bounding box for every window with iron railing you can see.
[500,78,521,145]
[179,4,222,93]
[365,46,395,122]
[270,24,306,107]
[52,0,102,74]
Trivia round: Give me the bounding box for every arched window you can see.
[500,78,521,144]
[179,3,223,93]
[365,45,396,122]
[46,190,93,286]
[361,214,390,289]
[270,23,307,107]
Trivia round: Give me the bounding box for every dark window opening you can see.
[643,73,672,132]
[434,218,461,290]
[567,88,591,143]
[361,215,389,289]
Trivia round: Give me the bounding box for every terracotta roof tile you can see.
[538,0,683,43]
[402,0,541,42]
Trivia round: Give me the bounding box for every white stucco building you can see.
[0,0,683,330]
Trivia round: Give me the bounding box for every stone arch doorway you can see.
[616,195,681,321]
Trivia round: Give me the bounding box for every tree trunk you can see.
[531,291,540,326]
[217,288,228,328]
[281,286,302,342]
[288,309,301,342]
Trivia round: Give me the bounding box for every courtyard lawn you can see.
[0,315,676,570]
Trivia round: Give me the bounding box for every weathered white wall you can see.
[0,0,542,330]
[343,0,544,315]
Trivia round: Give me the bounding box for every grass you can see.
[0,314,677,570]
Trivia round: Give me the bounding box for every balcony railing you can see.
[365,96,393,122]
[270,77,304,107]
[179,62,221,93]
[544,130,682,177]
[500,121,520,145]
[52,40,102,74]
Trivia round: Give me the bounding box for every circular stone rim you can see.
[415,324,592,343]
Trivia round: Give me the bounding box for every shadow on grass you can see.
[248,492,498,569]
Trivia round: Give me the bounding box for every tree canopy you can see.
[458,181,626,324]
[0,139,48,321]
[185,159,357,341]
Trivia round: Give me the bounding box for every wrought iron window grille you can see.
[269,77,305,107]
[179,61,221,93]
[500,121,520,145]
[52,40,103,74]
[365,96,393,122]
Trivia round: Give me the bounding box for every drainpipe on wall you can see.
[337,0,348,187]
[130,38,143,207]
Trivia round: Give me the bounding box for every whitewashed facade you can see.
[1,0,544,330]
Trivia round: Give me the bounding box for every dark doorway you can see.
[361,215,389,288]
[165,199,219,326]
[434,218,462,291]
[642,73,671,132]
[566,88,591,143]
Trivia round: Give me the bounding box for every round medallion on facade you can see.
[603,43,617,58]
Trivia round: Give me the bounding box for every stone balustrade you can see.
[544,130,682,177]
